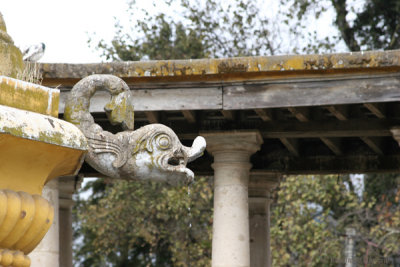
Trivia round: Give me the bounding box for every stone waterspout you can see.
[64,74,206,184]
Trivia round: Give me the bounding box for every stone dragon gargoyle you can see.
[64,74,205,184]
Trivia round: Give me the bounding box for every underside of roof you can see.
[39,50,400,176]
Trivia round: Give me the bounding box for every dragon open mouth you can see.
[163,155,194,182]
[167,157,184,166]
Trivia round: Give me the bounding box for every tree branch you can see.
[331,0,360,51]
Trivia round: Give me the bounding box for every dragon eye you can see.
[158,135,171,149]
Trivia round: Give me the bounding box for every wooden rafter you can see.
[279,138,299,157]
[254,109,273,121]
[364,103,386,118]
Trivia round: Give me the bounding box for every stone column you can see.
[58,176,81,267]
[249,171,280,267]
[30,179,60,267]
[203,131,263,267]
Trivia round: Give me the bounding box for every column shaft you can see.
[249,197,271,267]
[212,161,252,267]
[248,172,280,267]
[59,199,73,267]
[58,176,81,267]
[203,131,263,267]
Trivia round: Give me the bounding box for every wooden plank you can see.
[223,75,400,110]
[325,106,348,121]
[145,111,159,123]
[182,110,196,123]
[279,138,299,156]
[221,110,235,120]
[254,109,273,121]
[363,103,386,118]
[58,87,222,113]
[258,155,400,174]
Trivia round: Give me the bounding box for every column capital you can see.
[249,171,281,197]
[202,130,263,156]
[58,175,82,209]
[249,171,281,215]
[58,176,82,196]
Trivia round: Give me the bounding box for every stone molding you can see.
[203,130,263,157]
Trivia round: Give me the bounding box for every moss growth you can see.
[1,126,25,137]
[0,77,59,117]
[0,43,23,78]
[38,131,65,146]
[1,125,87,149]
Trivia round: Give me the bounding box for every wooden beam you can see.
[360,137,384,155]
[58,75,400,113]
[254,154,400,174]
[145,111,159,123]
[220,110,235,120]
[325,105,348,121]
[182,110,196,123]
[279,138,299,156]
[254,109,273,121]
[363,103,386,118]
[223,74,400,110]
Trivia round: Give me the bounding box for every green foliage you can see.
[92,0,400,60]
[271,175,400,266]
[80,0,400,265]
[74,177,213,266]
[280,0,400,51]
[94,14,206,61]
[91,0,288,60]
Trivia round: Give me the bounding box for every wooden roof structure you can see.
[40,50,400,176]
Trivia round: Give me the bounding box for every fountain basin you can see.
[0,76,87,266]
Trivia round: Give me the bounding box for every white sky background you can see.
[0,0,352,64]
[0,0,132,63]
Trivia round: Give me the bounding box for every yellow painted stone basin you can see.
[0,76,87,266]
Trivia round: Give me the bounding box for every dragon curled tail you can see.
[64,74,205,184]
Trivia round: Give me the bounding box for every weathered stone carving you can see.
[64,74,205,184]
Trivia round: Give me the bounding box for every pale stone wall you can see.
[30,180,60,267]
